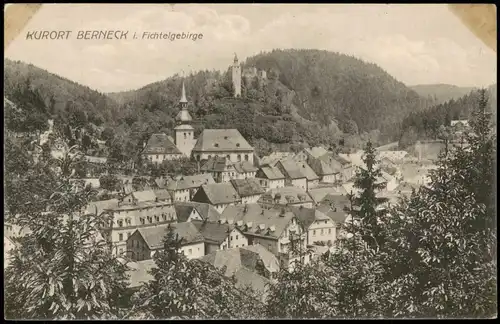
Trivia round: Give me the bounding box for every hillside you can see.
[398,86,497,148]
[410,84,477,105]
[5,50,436,161]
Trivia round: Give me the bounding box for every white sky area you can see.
[4,4,497,92]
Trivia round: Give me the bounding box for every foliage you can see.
[4,140,130,320]
[99,174,122,192]
[349,140,389,249]
[133,225,265,319]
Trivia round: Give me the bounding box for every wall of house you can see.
[250,237,278,255]
[171,189,190,202]
[186,209,203,222]
[144,153,184,164]
[290,178,307,191]
[194,151,254,164]
[127,234,150,261]
[228,229,248,248]
[206,242,221,254]
[308,219,336,246]
[180,242,205,259]
[307,179,319,190]
[320,174,336,183]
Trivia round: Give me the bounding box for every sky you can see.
[4,4,497,92]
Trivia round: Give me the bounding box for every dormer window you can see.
[224,136,228,140]
[236,143,240,147]
[214,143,219,147]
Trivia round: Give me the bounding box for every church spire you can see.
[234,52,238,64]
[180,81,187,104]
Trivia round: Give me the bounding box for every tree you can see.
[133,225,264,319]
[350,140,388,249]
[99,174,122,192]
[4,140,130,319]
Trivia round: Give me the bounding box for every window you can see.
[119,248,123,254]
[236,235,239,240]
[244,154,249,161]
[184,133,187,139]
[328,229,332,234]
[188,249,192,255]
[230,236,233,241]
[155,215,160,222]
[208,155,212,159]
[325,220,328,224]
[147,216,152,223]
[119,233,123,241]
[156,155,159,159]
[321,229,324,235]
[241,243,245,246]
[214,143,219,147]
[236,143,240,147]
[126,218,131,226]
[140,217,145,225]
[237,154,241,162]
[236,245,238,248]
[313,230,316,236]
[127,232,131,238]
[118,220,123,227]
[226,155,230,159]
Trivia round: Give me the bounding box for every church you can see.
[142,76,255,165]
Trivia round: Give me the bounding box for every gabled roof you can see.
[295,161,319,181]
[259,186,313,205]
[195,183,241,205]
[136,222,204,250]
[201,156,233,172]
[307,157,337,176]
[173,204,196,222]
[288,206,331,229]
[304,147,329,159]
[233,161,258,173]
[167,174,215,191]
[256,165,285,180]
[319,194,351,211]
[317,205,349,223]
[142,133,182,155]
[277,159,306,179]
[85,198,119,215]
[219,204,298,239]
[308,187,348,204]
[191,220,234,244]
[193,129,253,152]
[259,152,295,167]
[230,178,265,197]
[174,201,221,221]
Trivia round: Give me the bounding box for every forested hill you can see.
[5,50,435,160]
[410,83,477,105]
[398,85,497,148]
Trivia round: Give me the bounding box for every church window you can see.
[244,154,249,161]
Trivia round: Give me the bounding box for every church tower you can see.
[231,53,242,98]
[174,81,195,158]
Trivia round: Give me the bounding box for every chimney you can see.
[258,224,266,230]
[236,220,244,226]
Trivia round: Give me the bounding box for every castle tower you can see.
[231,53,241,98]
[174,80,195,158]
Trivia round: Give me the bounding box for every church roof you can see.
[180,81,187,103]
[193,129,253,152]
[175,109,193,122]
[174,124,194,130]
[142,133,182,155]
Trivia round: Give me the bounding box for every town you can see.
[4,54,475,300]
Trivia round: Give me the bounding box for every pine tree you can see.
[350,140,389,249]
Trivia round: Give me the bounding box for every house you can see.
[230,178,265,204]
[199,244,280,300]
[328,155,354,182]
[295,161,319,190]
[276,159,307,190]
[173,201,221,222]
[167,174,215,202]
[233,161,258,179]
[289,206,337,246]
[376,171,399,192]
[316,205,349,242]
[141,133,184,164]
[307,156,338,183]
[308,186,349,206]
[318,194,351,212]
[392,181,420,197]
[219,204,308,267]
[258,186,314,208]
[258,152,295,167]
[191,220,248,254]
[201,156,238,183]
[101,191,177,256]
[191,182,242,213]
[127,222,205,261]
[255,165,286,189]
[191,129,254,164]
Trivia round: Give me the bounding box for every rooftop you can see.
[142,133,182,155]
[193,129,253,152]
[256,165,285,180]
[194,182,241,205]
[230,178,265,197]
[167,174,215,191]
[136,222,204,250]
